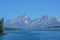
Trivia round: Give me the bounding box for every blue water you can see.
[0,30,60,40]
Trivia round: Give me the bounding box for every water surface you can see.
[0,30,60,40]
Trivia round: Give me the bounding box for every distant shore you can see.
[4,27,22,30]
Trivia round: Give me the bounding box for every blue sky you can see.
[0,0,60,20]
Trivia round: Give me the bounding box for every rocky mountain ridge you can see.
[4,14,60,29]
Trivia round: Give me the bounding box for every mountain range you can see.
[4,14,60,30]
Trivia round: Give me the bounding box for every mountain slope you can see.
[4,14,31,28]
[4,15,60,30]
[30,15,60,29]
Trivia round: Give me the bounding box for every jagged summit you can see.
[4,14,31,28]
[16,14,29,19]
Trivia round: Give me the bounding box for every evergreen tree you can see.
[0,18,4,33]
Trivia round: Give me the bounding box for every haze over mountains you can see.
[4,14,60,30]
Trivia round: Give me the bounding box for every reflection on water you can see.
[0,30,60,40]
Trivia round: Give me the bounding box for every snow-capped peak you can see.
[24,21,28,23]
[57,18,60,22]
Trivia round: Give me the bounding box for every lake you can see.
[0,30,60,40]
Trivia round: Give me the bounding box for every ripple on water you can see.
[0,30,60,40]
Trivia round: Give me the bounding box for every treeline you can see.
[0,18,4,33]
